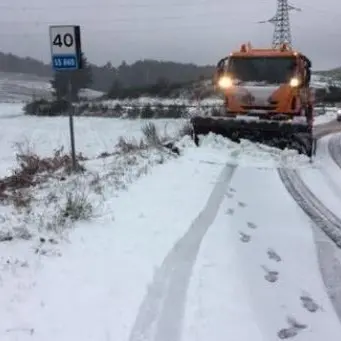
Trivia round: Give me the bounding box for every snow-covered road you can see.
[2,104,341,340]
[3,136,341,341]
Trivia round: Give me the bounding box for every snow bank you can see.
[299,133,341,222]
[177,132,311,169]
[98,96,223,108]
[0,136,182,241]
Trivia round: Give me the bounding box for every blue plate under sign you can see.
[52,55,78,70]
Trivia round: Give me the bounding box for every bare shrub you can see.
[98,122,182,160]
[13,226,32,240]
[141,122,162,146]
[14,142,87,177]
[97,151,111,159]
[0,142,87,207]
[116,136,147,154]
[89,172,103,195]
[10,190,32,209]
[59,190,93,223]
[0,225,32,242]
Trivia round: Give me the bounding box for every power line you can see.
[0,21,237,37]
[0,1,218,11]
[1,1,340,16]
[0,10,245,26]
[0,3,248,27]
[0,19,340,38]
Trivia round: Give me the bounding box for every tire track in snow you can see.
[324,132,341,323]
[328,133,341,170]
[278,168,341,248]
[128,163,237,341]
[315,135,341,204]
[314,236,341,322]
[281,133,341,325]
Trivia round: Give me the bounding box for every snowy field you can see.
[0,103,187,177]
[0,102,338,176]
[1,102,341,340]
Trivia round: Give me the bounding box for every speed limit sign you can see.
[49,25,82,70]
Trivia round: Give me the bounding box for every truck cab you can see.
[214,43,313,123]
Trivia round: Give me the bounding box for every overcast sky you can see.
[0,0,340,70]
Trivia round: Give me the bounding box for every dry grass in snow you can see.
[0,121,191,244]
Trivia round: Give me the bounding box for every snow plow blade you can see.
[190,116,313,157]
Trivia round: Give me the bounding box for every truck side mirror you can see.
[216,57,229,70]
[306,69,311,84]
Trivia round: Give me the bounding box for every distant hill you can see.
[0,70,340,104]
[1,50,341,99]
[314,67,341,81]
[0,51,214,93]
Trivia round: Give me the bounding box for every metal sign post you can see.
[49,25,82,171]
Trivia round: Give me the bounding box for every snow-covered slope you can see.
[311,74,341,88]
[0,72,103,103]
[1,103,341,340]
[0,72,52,102]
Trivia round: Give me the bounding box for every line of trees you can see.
[49,53,213,101]
[0,51,214,94]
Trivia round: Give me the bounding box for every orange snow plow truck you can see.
[191,43,315,156]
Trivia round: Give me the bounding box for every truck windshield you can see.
[227,56,296,84]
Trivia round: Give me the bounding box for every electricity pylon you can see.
[258,0,301,48]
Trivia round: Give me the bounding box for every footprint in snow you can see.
[239,232,251,243]
[277,316,307,339]
[261,265,279,283]
[300,294,320,313]
[277,328,298,339]
[225,192,233,199]
[238,201,246,208]
[247,222,257,229]
[226,208,234,215]
[267,248,282,262]
[228,187,236,193]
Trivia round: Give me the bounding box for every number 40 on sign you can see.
[49,25,82,71]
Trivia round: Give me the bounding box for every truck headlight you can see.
[218,76,232,89]
[289,77,300,87]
